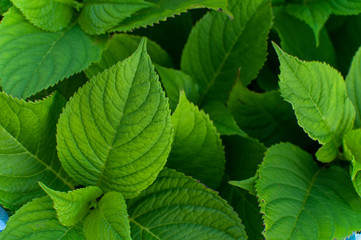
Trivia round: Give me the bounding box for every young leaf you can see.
[83,192,131,240]
[227,81,309,147]
[155,65,199,111]
[256,143,361,240]
[168,92,225,188]
[0,197,85,239]
[39,183,102,227]
[78,0,154,35]
[181,0,272,103]
[0,92,73,211]
[127,168,247,239]
[112,0,232,32]
[0,8,103,98]
[86,34,172,78]
[202,101,247,137]
[229,176,257,195]
[347,46,361,128]
[11,0,76,31]
[57,39,174,198]
[274,44,355,161]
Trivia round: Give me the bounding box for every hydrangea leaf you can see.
[346,46,361,128]
[202,101,247,137]
[273,6,336,66]
[0,8,103,98]
[0,0,11,14]
[0,197,85,240]
[227,81,309,147]
[112,0,232,33]
[155,65,199,111]
[57,39,174,198]
[78,0,155,35]
[11,0,78,32]
[39,183,102,227]
[86,34,172,78]
[168,92,225,188]
[127,168,247,240]
[0,92,74,211]
[274,44,355,162]
[256,143,361,240]
[83,192,131,240]
[181,0,272,103]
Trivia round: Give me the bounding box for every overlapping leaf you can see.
[128,168,247,240]
[0,197,84,239]
[181,0,272,103]
[39,184,102,226]
[83,192,131,240]
[78,0,154,35]
[168,92,225,188]
[113,0,232,32]
[57,39,174,198]
[0,8,103,98]
[256,143,361,239]
[0,92,73,211]
[346,46,361,128]
[11,0,77,31]
[275,44,355,162]
[86,34,172,78]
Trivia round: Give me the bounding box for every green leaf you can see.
[0,0,11,14]
[0,8,103,99]
[273,6,336,66]
[39,183,102,227]
[0,92,73,211]
[155,65,199,111]
[0,197,85,239]
[57,39,174,198]
[274,44,355,159]
[347,46,361,128]
[229,177,257,195]
[168,92,225,188]
[79,0,154,35]
[181,0,272,103]
[86,34,172,78]
[128,168,247,239]
[202,101,247,137]
[112,0,232,32]
[11,0,76,32]
[83,192,131,240]
[314,141,338,163]
[227,81,309,147]
[256,143,361,240]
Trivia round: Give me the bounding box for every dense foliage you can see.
[0,0,361,239]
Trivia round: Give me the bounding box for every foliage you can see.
[1,0,361,239]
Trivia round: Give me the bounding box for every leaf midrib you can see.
[0,125,74,190]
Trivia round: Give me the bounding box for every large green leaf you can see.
[227,81,309,147]
[86,34,172,78]
[83,192,131,240]
[286,0,361,43]
[127,168,247,240]
[168,92,225,188]
[11,0,77,31]
[0,197,84,239]
[346,46,361,128]
[39,183,102,227]
[275,44,355,161]
[181,0,272,103]
[0,92,73,211]
[57,39,174,198]
[256,143,361,240]
[273,6,336,66]
[112,0,232,32]
[0,8,103,98]
[78,0,154,35]
[155,65,199,111]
